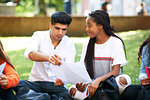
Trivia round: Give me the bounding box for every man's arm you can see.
[28,51,49,62]
[29,51,62,66]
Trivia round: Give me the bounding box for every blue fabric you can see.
[139,45,150,81]
[64,0,72,14]
[14,80,73,100]
[0,86,16,100]
[16,87,50,100]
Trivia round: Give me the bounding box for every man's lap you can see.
[14,80,73,100]
[15,80,67,93]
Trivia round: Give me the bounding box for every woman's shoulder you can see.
[142,45,148,53]
[111,36,122,42]
[111,36,123,45]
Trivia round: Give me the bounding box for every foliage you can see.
[47,0,63,11]
[16,0,34,16]
[15,0,64,16]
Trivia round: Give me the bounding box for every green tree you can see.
[16,0,64,16]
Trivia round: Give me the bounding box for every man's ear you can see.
[49,22,52,29]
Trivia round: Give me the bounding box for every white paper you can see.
[0,62,6,75]
[50,62,92,84]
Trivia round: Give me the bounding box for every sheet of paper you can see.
[50,62,92,84]
[0,62,6,75]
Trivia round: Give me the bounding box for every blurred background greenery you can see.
[0,0,80,16]
[1,0,150,16]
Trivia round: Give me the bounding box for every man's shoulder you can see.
[63,35,72,41]
[62,35,75,45]
[33,30,49,36]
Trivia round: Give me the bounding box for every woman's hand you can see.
[87,79,100,98]
[76,82,87,92]
[141,77,150,85]
[0,74,8,86]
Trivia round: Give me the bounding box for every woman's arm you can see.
[94,64,120,84]
[87,64,120,98]
[1,63,19,89]
[139,45,150,85]
[139,46,149,81]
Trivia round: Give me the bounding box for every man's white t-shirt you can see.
[80,36,127,79]
[24,30,76,82]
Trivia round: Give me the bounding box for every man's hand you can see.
[49,54,62,66]
[141,77,150,85]
[54,78,64,87]
[0,74,8,86]
[76,82,87,92]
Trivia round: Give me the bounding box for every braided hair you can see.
[138,35,150,64]
[84,10,126,79]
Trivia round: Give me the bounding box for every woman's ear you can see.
[99,24,103,29]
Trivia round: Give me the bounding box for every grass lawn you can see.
[1,30,150,84]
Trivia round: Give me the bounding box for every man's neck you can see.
[50,34,61,49]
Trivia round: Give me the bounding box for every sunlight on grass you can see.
[118,31,137,37]
[120,30,150,84]
[1,37,31,51]
[21,73,30,77]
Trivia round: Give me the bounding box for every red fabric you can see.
[0,58,19,89]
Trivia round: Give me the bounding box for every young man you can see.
[16,11,76,100]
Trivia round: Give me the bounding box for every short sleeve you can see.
[112,39,127,66]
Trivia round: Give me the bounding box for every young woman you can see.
[69,10,129,99]
[0,40,20,100]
